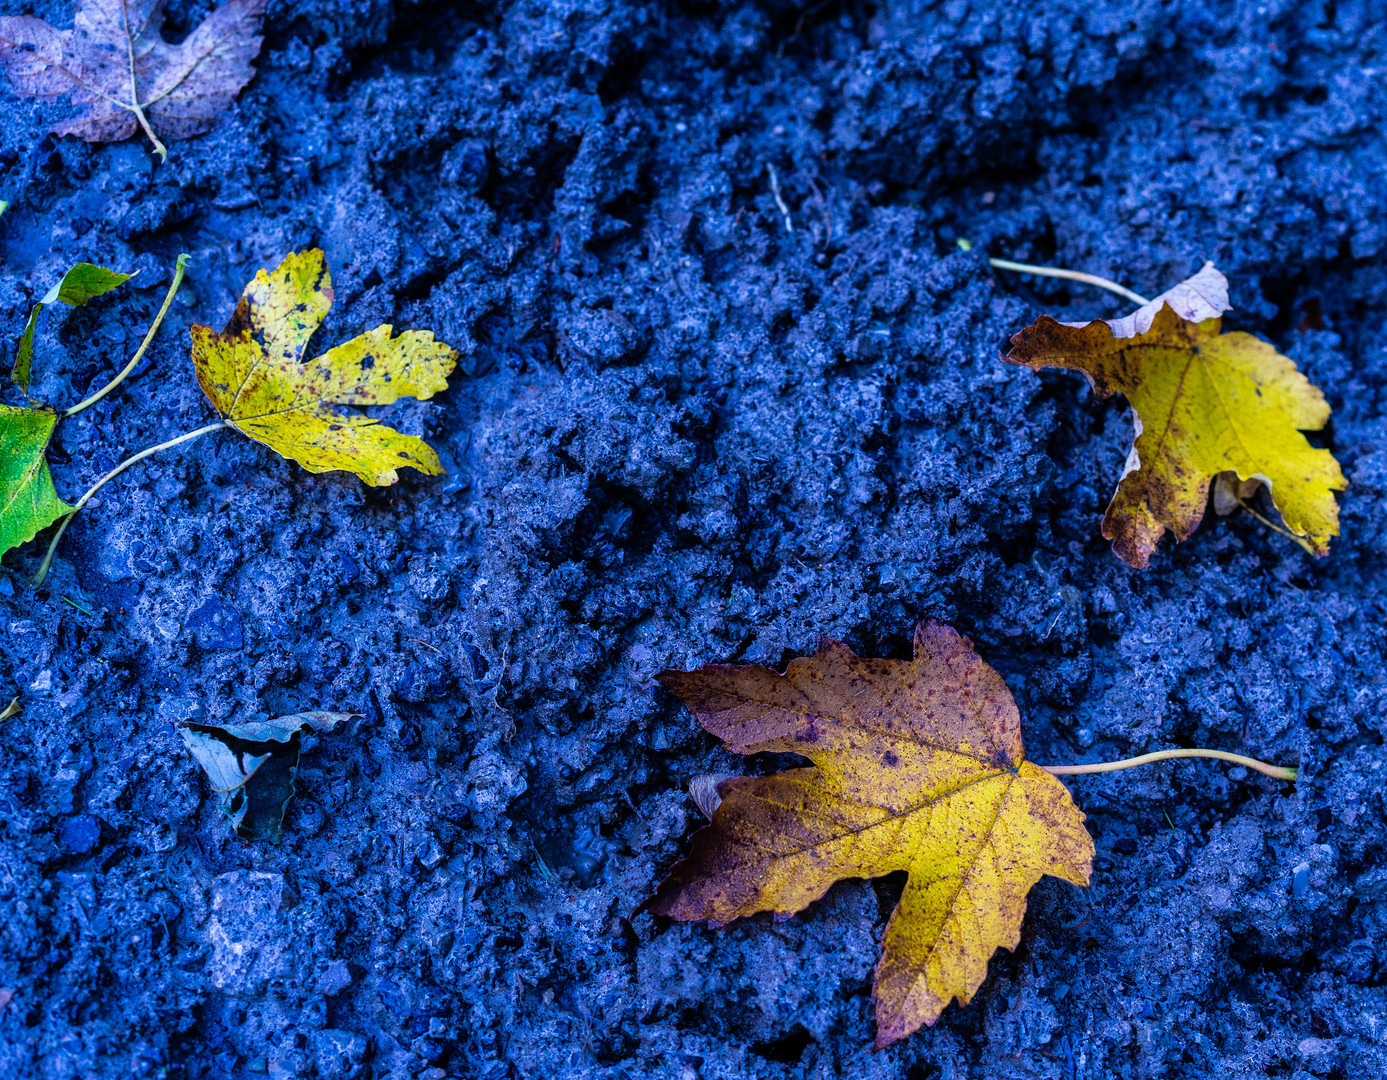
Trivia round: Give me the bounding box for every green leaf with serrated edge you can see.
[180,711,352,842]
[0,404,71,556]
[13,263,133,392]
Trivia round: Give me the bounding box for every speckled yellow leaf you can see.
[191,249,458,486]
[1005,262,1346,567]
[646,622,1093,1047]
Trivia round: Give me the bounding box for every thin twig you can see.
[767,164,793,234]
[65,255,190,418]
[33,421,228,585]
[1041,748,1297,782]
[989,257,1151,307]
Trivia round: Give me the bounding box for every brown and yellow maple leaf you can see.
[647,622,1094,1047]
[0,0,265,161]
[1004,262,1346,567]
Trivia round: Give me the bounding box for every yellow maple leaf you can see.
[1004,262,1346,567]
[191,249,459,486]
[647,622,1094,1047]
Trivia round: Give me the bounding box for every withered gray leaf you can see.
[0,0,265,160]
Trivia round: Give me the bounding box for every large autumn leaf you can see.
[1004,262,1346,567]
[191,249,459,486]
[0,405,72,556]
[647,622,1093,1047]
[0,0,265,160]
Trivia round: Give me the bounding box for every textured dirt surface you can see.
[1,1,1385,1078]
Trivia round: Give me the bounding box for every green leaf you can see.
[0,404,72,556]
[13,263,134,393]
[180,711,353,842]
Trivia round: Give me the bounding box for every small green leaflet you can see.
[0,404,72,556]
[181,711,352,842]
[13,263,133,392]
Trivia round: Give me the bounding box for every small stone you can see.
[186,596,244,650]
[207,871,295,995]
[151,825,179,852]
[418,836,445,869]
[311,1029,367,1077]
[267,1058,297,1080]
[60,813,101,854]
[316,960,352,997]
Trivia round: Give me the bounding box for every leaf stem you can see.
[33,421,228,586]
[988,257,1152,307]
[1233,495,1316,556]
[131,102,168,163]
[120,0,167,163]
[1041,748,1297,782]
[65,255,190,418]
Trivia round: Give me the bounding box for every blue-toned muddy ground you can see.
[1,1,1385,1077]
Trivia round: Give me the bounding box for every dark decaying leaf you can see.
[181,711,352,842]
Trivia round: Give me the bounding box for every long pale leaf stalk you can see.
[33,421,227,585]
[65,255,190,418]
[989,257,1151,307]
[1042,748,1297,782]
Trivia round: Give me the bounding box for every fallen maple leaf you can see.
[191,249,460,486]
[1004,262,1346,567]
[0,404,72,556]
[0,0,265,160]
[647,622,1094,1047]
